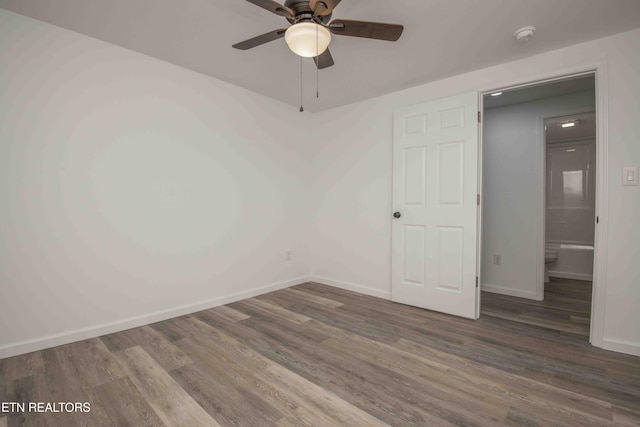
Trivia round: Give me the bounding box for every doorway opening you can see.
[479,74,597,340]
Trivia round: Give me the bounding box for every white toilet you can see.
[544,248,559,283]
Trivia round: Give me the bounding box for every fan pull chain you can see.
[316,22,319,98]
[299,56,304,112]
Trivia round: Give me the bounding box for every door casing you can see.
[477,66,608,348]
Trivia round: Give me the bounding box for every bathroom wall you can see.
[546,141,596,245]
[546,114,596,246]
[481,90,595,299]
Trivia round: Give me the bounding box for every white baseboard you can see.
[481,283,540,300]
[548,271,593,281]
[310,276,391,300]
[602,338,640,357]
[0,275,312,359]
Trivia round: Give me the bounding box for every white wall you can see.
[309,101,395,299]
[481,91,595,299]
[310,28,640,356]
[0,10,312,358]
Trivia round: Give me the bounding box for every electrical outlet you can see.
[493,254,502,265]
[286,250,292,261]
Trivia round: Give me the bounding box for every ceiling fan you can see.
[232,0,404,69]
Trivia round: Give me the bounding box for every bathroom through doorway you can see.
[479,73,598,341]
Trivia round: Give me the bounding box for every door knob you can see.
[393,212,401,218]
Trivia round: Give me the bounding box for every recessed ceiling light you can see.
[490,92,503,97]
[560,120,579,128]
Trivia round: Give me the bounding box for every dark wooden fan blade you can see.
[329,19,403,41]
[232,28,287,50]
[246,0,293,18]
[313,48,334,69]
[310,0,341,16]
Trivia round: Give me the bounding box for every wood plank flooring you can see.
[1,282,639,426]
[481,277,593,336]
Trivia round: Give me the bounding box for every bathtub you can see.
[545,242,594,281]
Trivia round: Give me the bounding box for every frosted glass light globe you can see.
[285,22,331,58]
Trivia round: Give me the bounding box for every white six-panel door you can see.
[391,92,479,319]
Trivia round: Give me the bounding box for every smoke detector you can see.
[514,26,536,42]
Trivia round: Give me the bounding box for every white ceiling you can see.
[2,0,640,112]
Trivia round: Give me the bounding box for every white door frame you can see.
[477,63,609,348]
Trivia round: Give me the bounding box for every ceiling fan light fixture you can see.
[285,22,331,58]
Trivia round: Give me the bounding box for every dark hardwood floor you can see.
[1,281,639,426]
[481,277,593,336]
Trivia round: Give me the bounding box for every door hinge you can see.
[476,276,479,288]
[596,216,599,224]
[477,194,480,205]
[478,111,481,123]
